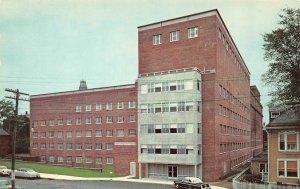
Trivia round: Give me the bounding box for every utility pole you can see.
[5,88,29,189]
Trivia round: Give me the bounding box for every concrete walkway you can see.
[39,173,228,189]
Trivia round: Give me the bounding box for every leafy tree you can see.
[262,8,300,105]
[0,99,14,126]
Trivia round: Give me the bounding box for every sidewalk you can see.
[39,173,228,189]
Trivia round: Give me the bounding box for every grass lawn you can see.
[0,160,116,178]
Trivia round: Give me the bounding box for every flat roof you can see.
[30,84,135,99]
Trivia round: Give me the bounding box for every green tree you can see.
[262,8,300,105]
[0,99,14,126]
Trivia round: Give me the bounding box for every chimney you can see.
[79,80,88,90]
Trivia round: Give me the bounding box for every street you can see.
[1,177,174,189]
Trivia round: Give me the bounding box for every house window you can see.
[154,83,162,92]
[153,34,162,45]
[76,118,82,125]
[106,130,113,137]
[86,117,91,124]
[271,111,280,118]
[57,131,63,138]
[95,117,102,124]
[107,157,113,164]
[155,103,162,113]
[85,143,92,150]
[76,131,82,137]
[33,132,38,138]
[279,132,299,151]
[33,120,38,127]
[170,102,177,112]
[148,124,155,133]
[162,124,169,133]
[76,105,81,112]
[128,129,136,136]
[106,116,113,123]
[106,103,112,110]
[129,115,135,122]
[40,143,46,149]
[162,103,169,112]
[96,157,102,164]
[57,143,63,150]
[148,104,154,113]
[66,131,72,138]
[129,101,135,108]
[66,143,73,150]
[41,132,46,138]
[162,82,169,92]
[86,104,91,112]
[67,118,72,125]
[67,156,72,163]
[170,31,179,42]
[85,130,92,137]
[278,160,298,178]
[32,143,38,149]
[117,116,124,123]
[188,27,198,38]
[117,129,124,137]
[117,102,124,109]
[58,119,63,126]
[49,143,55,149]
[106,143,113,150]
[177,80,185,90]
[58,156,63,163]
[76,156,82,163]
[141,104,148,113]
[49,131,54,138]
[85,156,91,163]
[95,130,102,137]
[169,81,177,91]
[95,143,102,150]
[41,120,46,126]
[49,120,55,126]
[95,103,102,111]
[76,143,82,150]
[287,133,297,150]
[49,156,55,163]
[147,83,154,93]
[259,163,268,173]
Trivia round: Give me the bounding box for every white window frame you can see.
[49,120,55,126]
[86,104,91,112]
[76,105,82,112]
[170,31,179,42]
[95,130,102,137]
[86,117,91,124]
[95,143,102,150]
[188,27,198,38]
[76,118,82,125]
[106,116,113,123]
[153,34,162,45]
[85,130,92,137]
[67,118,72,125]
[117,102,124,109]
[129,115,135,122]
[117,116,124,123]
[106,102,112,110]
[95,103,102,111]
[107,157,113,164]
[95,117,102,124]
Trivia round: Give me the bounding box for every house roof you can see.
[251,152,268,162]
[0,128,10,136]
[267,105,300,129]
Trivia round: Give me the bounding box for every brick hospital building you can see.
[30,9,263,181]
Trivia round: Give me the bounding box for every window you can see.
[95,117,102,124]
[76,118,82,125]
[147,83,154,93]
[107,157,113,164]
[86,104,91,112]
[33,120,38,127]
[148,104,154,113]
[287,133,297,150]
[32,143,38,149]
[128,129,136,136]
[66,131,72,138]
[117,102,124,109]
[41,156,46,162]
[67,118,72,125]
[58,119,63,126]
[186,102,194,111]
[95,130,102,137]
[95,103,102,111]
[169,81,177,91]
[106,102,112,110]
[57,143,63,150]
[162,124,169,133]
[40,143,46,149]
[177,145,186,154]
[279,132,299,151]
[162,103,169,112]
[170,102,177,112]
[106,116,113,123]
[154,83,162,92]
[57,131,63,138]
[49,156,55,163]
[58,156,63,163]
[147,145,155,154]
[76,156,82,163]
[106,143,113,150]
[86,130,92,137]
[129,115,135,122]
[155,103,162,113]
[49,131,54,138]
[49,120,55,126]
[188,27,198,38]
[76,131,82,137]
[177,80,185,90]
[129,101,135,108]
[178,102,185,112]
[76,105,81,112]
[117,116,124,123]
[162,82,169,92]
[85,143,92,150]
[95,143,102,150]
[117,129,124,137]
[148,124,155,133]
[85,156,91,163]
[170,31,179,42]
[153,34,162,45]
[218,29,222,40]
[86,117,91,124]
[96,157,102,164]
[106,130,113,137]
[33,132,38,138]
[49,143,54,149]
[259,163,268,173]
[177,124,186,133]
[141,104,148,113]
[278,160,298,178]
[76,143,82,150]
[41,120,46,126]
[41,132,46,138]
[271,112,280,118]
[67,156,72,163]
[66,143,73,150]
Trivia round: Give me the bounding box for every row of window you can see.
[33,115,136,127]
[219,142,251,154]
[140,123,201,134]
[219,105,250,125]
[153,27,198,45]
[218,28,249,80]
[32,129,136,138]
[140,80,200,94]
[219,124,250,136]
[140,101,200,114]
[41,155,113,164]
[140,145,198,155]
[230,154,251,169]
[279,131,300,151]
[278,159,300,178]
[218,84,249,114]
[75,101,136,112]
[32,142,113,151]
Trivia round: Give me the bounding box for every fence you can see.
[233,168,300,189]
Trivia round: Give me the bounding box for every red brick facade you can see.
[0,129,11,157]
[138,10,260,181]
[30,84,138,176]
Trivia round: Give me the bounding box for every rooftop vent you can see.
[79,80,88,90]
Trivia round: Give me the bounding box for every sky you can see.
[0,0,299,124]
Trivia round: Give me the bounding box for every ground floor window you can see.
[278,159,299,178]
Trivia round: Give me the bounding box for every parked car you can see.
[174,177,211,189]
[0,180,21,189]
[0,166,11,177]
[14,168,40,179]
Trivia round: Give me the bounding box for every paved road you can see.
[1,177,174,189]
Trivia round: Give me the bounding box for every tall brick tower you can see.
[137,9,255,181]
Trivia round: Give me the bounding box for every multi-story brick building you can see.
[30,82,138,176]
[137,9,262,181]
[266,105,300,185]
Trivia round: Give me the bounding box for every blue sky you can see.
[0,0,299,123]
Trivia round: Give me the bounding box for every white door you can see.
[130,162,136,177]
